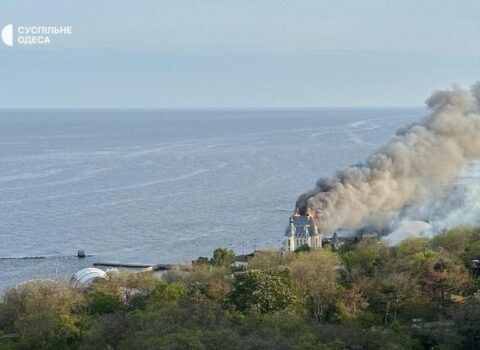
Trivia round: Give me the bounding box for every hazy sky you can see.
[1,1,480,108]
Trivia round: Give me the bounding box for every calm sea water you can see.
[0,108,423,290]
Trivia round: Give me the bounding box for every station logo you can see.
[1,24,72,47]
[1,24,13,46]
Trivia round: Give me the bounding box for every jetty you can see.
[93,262,183,271]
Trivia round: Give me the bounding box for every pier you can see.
[93,262,183,271]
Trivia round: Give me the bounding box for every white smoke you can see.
[297,83,480,234]
[384,220,433,245]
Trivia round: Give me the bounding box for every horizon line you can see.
[0,106,425,111]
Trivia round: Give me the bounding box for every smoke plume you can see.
[297,83,480,233]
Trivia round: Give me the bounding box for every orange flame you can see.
[306,207,315,219]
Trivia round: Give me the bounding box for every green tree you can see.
[431,226,480,260]
[362,326,423,350]
[227,268,296,314]
[0,330,15,350]
[81,313,129,350]
[149,282,185,305]
[343,240,379,273]
[294,244,311,254]
[462,240,480,266]
[210,248,236,267]
[0,280,85,349]
[139,332,205,350]
[247,250,295,270]
[290,250,343,320]
[87,290,124,315]
[397,237,429,256]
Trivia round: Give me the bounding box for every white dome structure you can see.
[70,267,107,289]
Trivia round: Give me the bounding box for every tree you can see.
[0,330,15,350]
[247,250,295,270]
[81,313,129,350]
[430,227,480,259]
[227,268,296,314]
[397,237,429,256]
[290,250,343,320]
[362,326,423,350]
[342,240,379,273]
[462,240,480,266]
[210,248,236,267]
[85,272,158,315]
[294,244,311,254]
[140,332,206,350]
[377,272,416,324]
[87,290,124,315]
[149,282,185,305]
[1,280,85,349]
[334,286,369,324]
[419,255,473,309]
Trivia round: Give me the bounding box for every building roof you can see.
[285,214,319,237]
[235,253,255,263]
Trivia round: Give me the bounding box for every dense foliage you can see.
[2,226,480,349]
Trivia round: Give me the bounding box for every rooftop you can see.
[285,213,319,237]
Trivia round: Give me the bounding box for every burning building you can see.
[283,210,322,252]
[294,84,480,236]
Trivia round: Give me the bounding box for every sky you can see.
[1,0,480,108]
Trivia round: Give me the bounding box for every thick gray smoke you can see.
[297,83,480,233]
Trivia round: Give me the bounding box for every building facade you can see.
[283,212,322,252]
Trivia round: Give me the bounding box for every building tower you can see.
[283,210,322,252]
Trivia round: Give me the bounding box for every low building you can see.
[283,211,322,252]
[234,253,255,268]
[322,231,345,251]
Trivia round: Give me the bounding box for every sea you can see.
[0,108,424,291]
